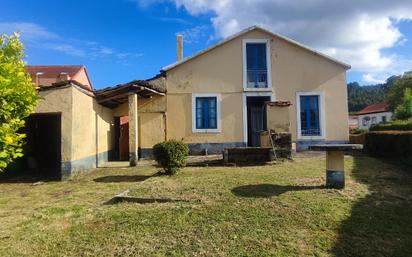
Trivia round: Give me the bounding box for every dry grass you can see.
[0,155,411,256]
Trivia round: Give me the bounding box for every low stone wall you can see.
[223,147,274,164]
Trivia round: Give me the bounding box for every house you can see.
[22,25,350,179]
[356,102,392,129]
[26,65,93,91]
[25,65,165,179]
[348,115,359,130]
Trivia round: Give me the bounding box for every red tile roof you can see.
[357,102,389,115]
[26,65,93,90]
[26,65,83,78]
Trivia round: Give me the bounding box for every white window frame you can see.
[192,93,221,133]
[242,39,272,92]
[296,92,326,140]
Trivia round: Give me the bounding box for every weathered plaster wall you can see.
[35,86,73,173]
[165,28,349,144]
[113,95,166,152]
[72,68,91,88]
[166,93,244,143]
[139,113,165,149]
[267,105,291,133]
[70,86,113,172]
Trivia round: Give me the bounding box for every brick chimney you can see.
[176,34,183,61]
[35,72,44,86]
[59,72,70,81]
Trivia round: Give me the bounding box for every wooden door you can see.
[119,122,129,161]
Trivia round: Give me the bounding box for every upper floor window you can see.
[243,39,271,90]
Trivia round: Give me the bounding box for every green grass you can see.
[0,155,411,256]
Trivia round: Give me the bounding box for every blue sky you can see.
[1,0,412,88]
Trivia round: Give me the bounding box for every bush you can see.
[370,119,412,131]
[350,128,368,134]
[394,88,412,120]
[153,140,189,175]
[365,131,412,166]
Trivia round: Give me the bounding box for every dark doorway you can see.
[247,96,270,147]
[112,116,129,161]
[21,113,62,179]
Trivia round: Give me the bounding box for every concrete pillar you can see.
[128,94,138,166]
[326,150,345,189]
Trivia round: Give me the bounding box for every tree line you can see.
[348,73,412,115]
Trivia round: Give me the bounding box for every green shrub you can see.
[370,119,412,131]
[365,131,412,166]
[153,140,189,175]
[394,88,412,120]
[350,128,368,134]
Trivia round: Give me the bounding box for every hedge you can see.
[349,133,366,145]
[365,131,412,165]
[370,119,412,131]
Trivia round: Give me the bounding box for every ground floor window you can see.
[297,92,324,138]
[196,97,217,129]
[192,93,221,133]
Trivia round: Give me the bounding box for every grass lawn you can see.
[0,155,411,256]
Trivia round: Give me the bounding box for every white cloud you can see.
[0,21,143,63]
[44,43,86,57]
[177,25,210,43]
[142,0,412,83]
[0,22,58,40]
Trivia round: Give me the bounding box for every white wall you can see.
[358,112,393,129]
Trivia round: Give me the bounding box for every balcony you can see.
[247,70,268,88]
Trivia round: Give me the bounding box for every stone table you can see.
[309,144,363,189]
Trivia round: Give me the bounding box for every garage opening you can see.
[19,113,62,180]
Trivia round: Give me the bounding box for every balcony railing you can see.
[301,127,321,136]
[247,70,268,88]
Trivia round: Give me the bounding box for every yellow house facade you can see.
[163,26,350,152]
[21,25,350,179]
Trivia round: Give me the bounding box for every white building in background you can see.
[357,102,393,129]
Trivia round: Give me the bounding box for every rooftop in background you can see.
[357,102,390,115]
[26,65,93,91]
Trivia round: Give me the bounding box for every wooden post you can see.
[326,150,345,188]
[128,94,138,166]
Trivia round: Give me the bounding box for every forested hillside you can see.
[347,82,386,112]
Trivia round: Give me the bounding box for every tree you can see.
[347,82,386,112]
[0,33,38,171]
[394,88,412,120]
[386,72,412,111]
